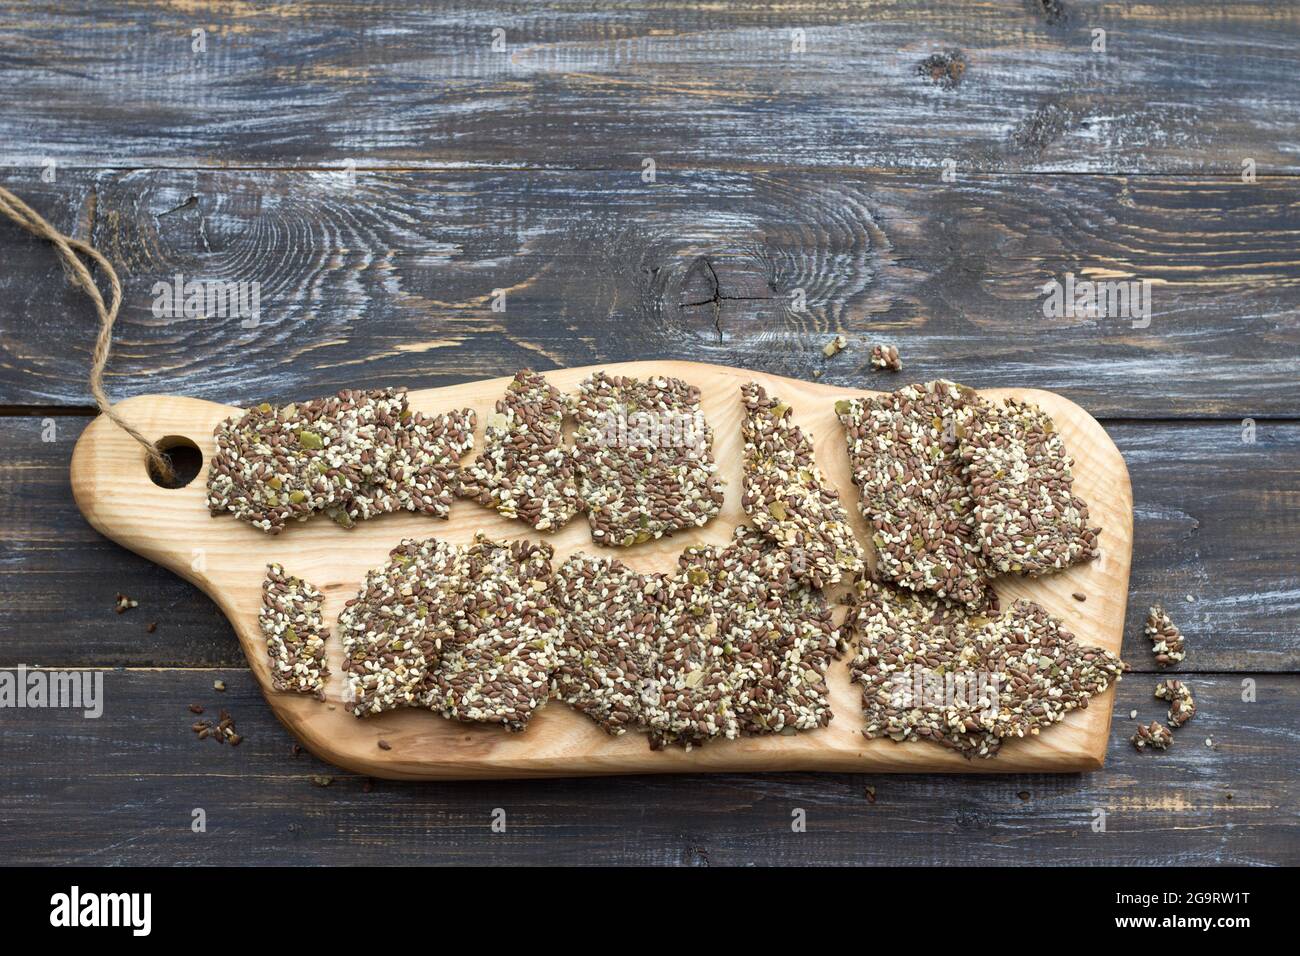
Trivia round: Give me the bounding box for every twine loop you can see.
[0,185,174,482]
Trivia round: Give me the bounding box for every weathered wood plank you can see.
[0,669,1292,865]
[2,168,1297,415]
[1,416,1295,671]
[0,1,1297,173]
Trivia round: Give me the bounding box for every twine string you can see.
[0,185,175,482]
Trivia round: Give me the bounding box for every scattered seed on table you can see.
[823,335,848,358]
[572,371,724,546]
[213,679,226,692]
[1155,679,1196,728]
[739,383,865,587]
[1144,604,1187,665]
[458,369,580,532]
[114,593,138,614]
[259,563,330,700]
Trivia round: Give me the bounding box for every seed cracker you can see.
[847,578,1124,757]
[208,388,408,533]
[716,529,839,737]
[573,371,725,547]
[642,546,740,747]
[835,380,993,607]
[847,579,1004,757]
[551,553,655,735]
[956,396,1100,575]
[1155,678,1196,728]
[333,407,476,524]
[1144,604,1186,666]
[428,536,560,731]
[339,538,462,716]
[643,530,838,748]
[740,382,865,587]
[259,563,330,700]
[457,369,580,532]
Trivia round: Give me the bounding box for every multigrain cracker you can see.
[208,388,407,533]
[1144,604,1186,665]
[335,407,475,524]
[458,369,581,532]
[956,396,1100,575]
[339,539,462,716]
[1155,679,1196,728]
[740,383,865,587]
[429,536,560,731]
[259,563,329,699]
[644,545,741,747]
[572,371,724,547]
[964,600,1124,739]
[716,529,838,736]
[550,554,655,735]
[846,579,1123,758]
[1132,720,1174,751]
[835,380,993,606]
[643,530,838,748]
[847,579,1003,757]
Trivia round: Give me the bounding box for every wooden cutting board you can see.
[71,361,1132,779]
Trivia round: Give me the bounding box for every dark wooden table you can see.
[1,0,1296,866]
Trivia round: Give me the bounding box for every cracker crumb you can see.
[1144,604,1186,665]
[1131,721,1173,751]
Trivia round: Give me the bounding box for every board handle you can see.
[71,394,239,585]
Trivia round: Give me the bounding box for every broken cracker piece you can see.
[573,371,724,547]
[339,407,475,522]
[339,538,462,716]
[260,563,330,700]
[740,382,865,587]
[429,536,560,731]
[835,380,993,607]
[846,579,1123,758]
[551,553,655,735]
[957,396,1100,576]
[207,388,408,533]
[458,369,580,532]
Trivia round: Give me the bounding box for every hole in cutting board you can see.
[148,436,203,489]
